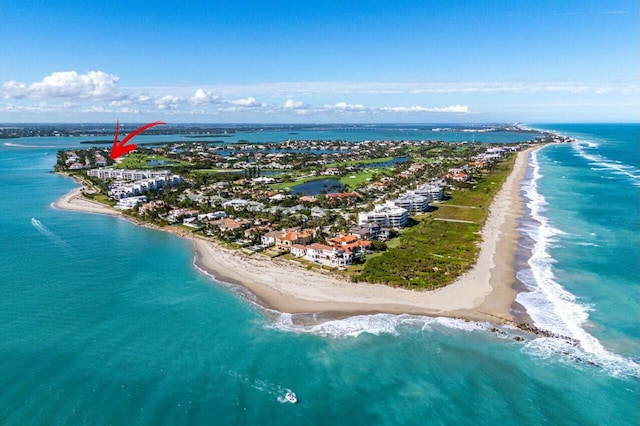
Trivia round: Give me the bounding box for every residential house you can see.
[275,229,314,250]
[213,218,250,232]
[304,243,353,267]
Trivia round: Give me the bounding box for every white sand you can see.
[54,187,122,216]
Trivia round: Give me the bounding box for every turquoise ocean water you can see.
[0,125,638,425]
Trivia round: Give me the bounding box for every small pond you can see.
[292,178,344,195]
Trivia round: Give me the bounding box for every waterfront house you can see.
[290,244,307,257]
[115,195,147,210]
[261,230,281,247]
[275,229,314,250]
[213,218,250,232]
[304,243,353,267]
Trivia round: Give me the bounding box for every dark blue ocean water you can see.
[0,125,638,425]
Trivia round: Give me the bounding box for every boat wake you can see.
[226,370,295,404]
[516,149,640,379]
[31,217,71,250]
[3,142,57,148]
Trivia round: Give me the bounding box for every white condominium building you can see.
[88,167,173,180]
[358,202,408,228]
[393,193,429,213]
[414,184,444,202]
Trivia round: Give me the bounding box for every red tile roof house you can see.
[327,234,372,258]
[446,172,469,182]
[274,229,314,251]
[212,218,250,232]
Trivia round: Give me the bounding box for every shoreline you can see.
[54,147,540,325]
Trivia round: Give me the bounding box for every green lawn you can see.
[339,170,378,190]
[116,153,186,169]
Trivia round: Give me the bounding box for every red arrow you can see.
[110,120,167,160]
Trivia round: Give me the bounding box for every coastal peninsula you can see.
[53,131,569,324]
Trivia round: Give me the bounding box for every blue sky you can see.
[1,0,637,123]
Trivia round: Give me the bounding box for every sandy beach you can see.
[54,147,537,324]
[53,185,122,216]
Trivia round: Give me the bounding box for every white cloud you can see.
[189,89,222,106]
[283,99,306,109]
[2,71,124,100]
[333,102,366,111]
[159,81,638,97]
[155,95,183,110]
[1,81,28,98]
[231,97,258,107]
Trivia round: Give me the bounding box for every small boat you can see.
[285,391,297,404]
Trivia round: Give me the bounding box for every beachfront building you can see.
[392,193,429,213]
[294,243,353,267]
[275,229,314,250]
[167,208,199,223]
[414,184,444,202]
[261,230,281,247]
[88,167,174,180]
[212,218,250,232]
[326,234,372,258]
[115,195,147,210]
[290,244,307,258]
[107,175,182,200]
[358,202,408,228]
[197,211,227,221]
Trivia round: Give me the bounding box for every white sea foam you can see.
[516,151,640,378]
[572,140,640,187]
[267,312,495,338]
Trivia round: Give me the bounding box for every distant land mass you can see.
[0,123,535,139]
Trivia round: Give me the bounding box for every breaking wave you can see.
[268,312,499,338]
[572,140,640,187]
[516,150,640,378]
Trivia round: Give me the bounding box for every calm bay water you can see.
[0,125,638,425]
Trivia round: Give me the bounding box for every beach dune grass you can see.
[357,154,515,289]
